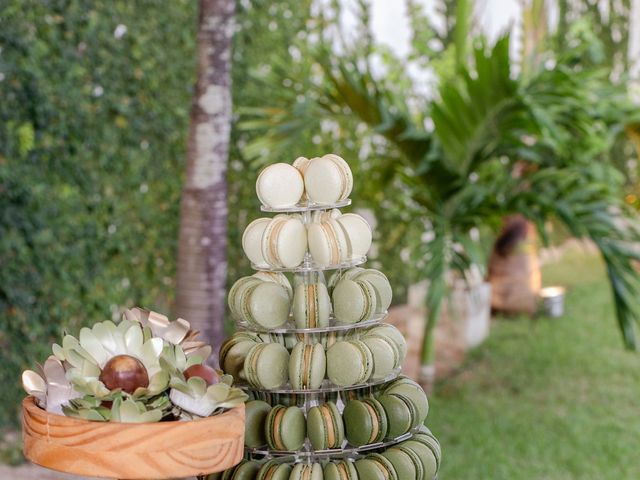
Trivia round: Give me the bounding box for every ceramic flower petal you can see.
[42,356,79,414]
[163,318,190,345]
[64,348,90,368]
[133,371,169,398]
[22,370,46,403]
[169,389,215,417]
[143,337,164,359]
[205,383,232,403]
[113,398,163,423]
[52,344,65,361]
[124,322,143,352]
[182,342,212,360]
[91,322,118,356]
[79,328,109,367]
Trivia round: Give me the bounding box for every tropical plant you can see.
[238,3,640,381]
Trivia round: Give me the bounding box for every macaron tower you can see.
[219,155,441,479]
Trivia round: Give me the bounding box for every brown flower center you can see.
[99,355,149,394]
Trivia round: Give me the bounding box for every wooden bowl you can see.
[22,396,245,479]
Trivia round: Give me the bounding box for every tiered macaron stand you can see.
[222,195,439,478]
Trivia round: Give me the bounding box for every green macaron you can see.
[323,460,358,480]
[378,393,417,438]
[241,281,291,328]
[384,377,429,425]
[307,401,345,450]
[343,398,388,446]
[293,282,331,328]
[244,343,290,389]
[219,334,259,380]
[326,267,364,297]
[361,336,398,380]
[222,460,261,480]
[326,340,373,387]
[252,271,293,300]
[393,444,426,480]
[332,278,378,324]
[256,460,292,480]
[355,268,393,313]
[362,324,407,366]
[381,447,420,479]
[355,454,398,480]
[265,405,306,451]
[244,400,271,448]
[289,463,323,480]
[402,439,439,479]
[413,426,442,470]
[228,276,261,319]
[289,342,326,390]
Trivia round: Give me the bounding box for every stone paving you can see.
[0,464,93,479]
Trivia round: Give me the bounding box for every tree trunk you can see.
[176,0,235,368]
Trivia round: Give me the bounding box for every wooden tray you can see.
[22,396,245,479]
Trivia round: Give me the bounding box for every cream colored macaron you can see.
[242,218,270,266]
[304,155,352,204]
[311,208,342,223]
[293,156,313,202]
[256,163,304,208]
[323,154,353,198]
[337,213,372,258]
[292,156,312,175]
[252,271,293,300]
[308,219,349,267]
[261,216,307,268]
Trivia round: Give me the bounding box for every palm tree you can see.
[238,19,640,384]
[176,0,235,367]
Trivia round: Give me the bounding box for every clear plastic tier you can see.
[245,430,416,459]
[252,255,367,273]
[239,369,401,395]
[235,311,387,334]
[260,199,351,213]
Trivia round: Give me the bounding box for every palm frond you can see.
[431,35,522,176]
[511,166,640,348]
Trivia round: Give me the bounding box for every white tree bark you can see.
[176,0,235,367]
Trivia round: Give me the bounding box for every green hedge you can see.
[0,0,197,427]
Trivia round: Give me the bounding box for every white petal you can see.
[117,399,142,422]
[124,324,144,355]
[169,389,213,417]
[92,322,117,354]
[187,376,207,396]
[79,329,109,366]
[164,319,190,344]
[122,308,141,323]
[52,344,65,361]
[147,338,164,357]
[22,370,46,397]
[43,356,67,387]
[147,310,170,335]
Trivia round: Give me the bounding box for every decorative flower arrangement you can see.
[22,307,247,423]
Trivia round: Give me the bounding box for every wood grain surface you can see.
[22,397,245,479]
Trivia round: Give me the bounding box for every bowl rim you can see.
[22,395,245,427]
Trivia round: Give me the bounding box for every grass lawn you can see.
[428,250,640,480]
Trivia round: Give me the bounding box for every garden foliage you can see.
[0,0,315,429]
